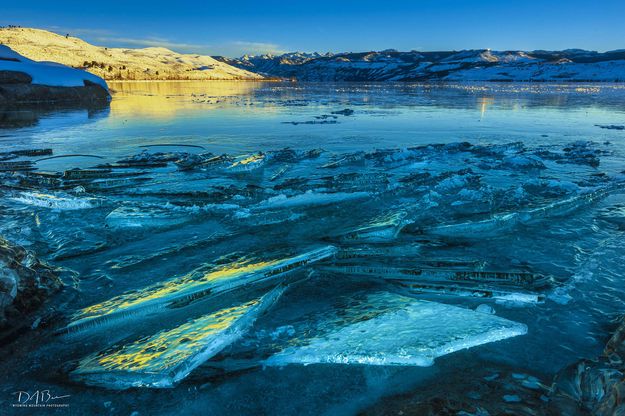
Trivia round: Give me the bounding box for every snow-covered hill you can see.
[0,28,262,81]
[216,49,625,82]
[0,45,110,105]
[0,45,108,89]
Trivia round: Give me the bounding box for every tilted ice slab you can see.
[72,285,286,389]
[253,191,370,210]
[10,191,100,210]
[518,186,615,224]
[425,212,520,239]
[104,202,240,230]
[105,205,197,230]
[337,211,408,243]
[226,153,266,172]
[265,292,527,367]
[320,264,547,303]
[424,186,618,239]
[60,245,337,334]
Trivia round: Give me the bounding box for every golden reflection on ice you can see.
[83,299,259,372]
[236,154,264,166]
[478,96,494,119]
[76,259,279,319]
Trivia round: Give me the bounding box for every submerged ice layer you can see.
[265,292,527,367]
[72,285,286,389]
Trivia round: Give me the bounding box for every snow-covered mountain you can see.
[215,49,625,82]
[0,28,262,81]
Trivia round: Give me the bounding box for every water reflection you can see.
[478,96,494,119]
[1,82,625,162]
[0,103,110,129]
[108,81,267,119]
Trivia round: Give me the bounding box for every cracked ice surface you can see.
[3,82,625,413]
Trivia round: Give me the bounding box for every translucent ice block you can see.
[265,292,527,367]
[319,264,547,303]
[105,205,197,230]
[72,285,285,389]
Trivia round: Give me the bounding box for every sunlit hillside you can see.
[0,27,263,81]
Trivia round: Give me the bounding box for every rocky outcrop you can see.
[0,81,110,106]
[0,237,63,329]
[0,69,32,83]
[550,316,625,415]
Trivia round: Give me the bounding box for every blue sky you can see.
[2,1,624,57]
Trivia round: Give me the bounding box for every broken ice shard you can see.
[105,205,198,230]
[321,151,366,168]
[421,186,619,239]
[84,176,152,192]
[319,264,548,303]
[264,291,527,367]
[423,213,520,239]
[61,246,337,335]
[324,172,389,191]
[10,191,100,210]
[337,211,408,243]
[269,165,290,182]
[320,265,548,287]
[226,153,266,172]
[71,285,286,389]
[254,191,370,210]
[0,160,35,171]
[62,168,114,180]
[518,186,614,224]
[336,244,423,260]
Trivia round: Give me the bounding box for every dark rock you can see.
[361,366,550,416]
[0,237,63,330]
[331,108,354,116]
[606,316,625,358]
[0,83,110,106]
[596,124,625,131]
[0,70,32,84]
[550,316,625,415]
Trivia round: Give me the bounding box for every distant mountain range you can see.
[0,28,261,81]
[1,28,624,82]
[215,49,625,82]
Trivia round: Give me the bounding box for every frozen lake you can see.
[1,81,625,415]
